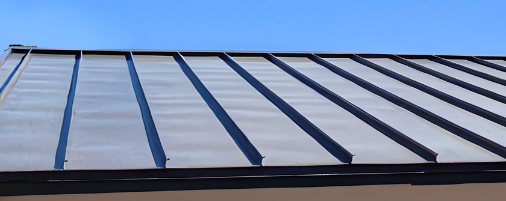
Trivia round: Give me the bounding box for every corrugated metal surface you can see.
[2,48,506,171]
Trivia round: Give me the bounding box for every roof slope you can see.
[2,48,506,171]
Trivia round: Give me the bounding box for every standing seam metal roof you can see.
[1,48,506,171]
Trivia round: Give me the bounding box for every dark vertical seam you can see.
[126,52,167,168]
[54,52,81,169]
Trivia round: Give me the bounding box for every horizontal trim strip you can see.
[4,161,506,182]
[3,171,506,196]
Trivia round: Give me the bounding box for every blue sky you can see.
[1,0,505,55]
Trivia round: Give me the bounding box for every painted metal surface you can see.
[54,52,81,170]
[0,54,75,171]
[268,55,435,162]
[430,58,506,87]
[0,53,23,92]
[0,48,13,68]
[368,58,506,122]
[352,55,506,129]
[448,59,506,82]
[232,56,425,164]
[185,56,344,166]
[484,60,506,71]
[64,55,155,170]
[324,58,506,158]
[224,54,353,164]
[0,52,31,108]
[132,55,251,168]
[280,57,502,162]
[407,59,506,99]
[390,56,506,106]
[126,52,166,168]
[2,47,506,172]
[175,54,263,165]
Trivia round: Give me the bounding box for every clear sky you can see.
[1,0,505,55]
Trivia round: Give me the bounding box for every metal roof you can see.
[3,47,506,195]
[3,47,506,170]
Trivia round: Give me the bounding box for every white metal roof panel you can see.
[279,57,502,163]
[186,56,341,166]
[485,60,506,69]
[448,59,506,80]
[0,53,23,88]
[0,54,74,171]
[407,59,506,98]
[236,57,425,164]
[64,55,155,170]
[2,48,506,172]
[325,58,506,153]
[132,55,251,168]
[368,58,506,122]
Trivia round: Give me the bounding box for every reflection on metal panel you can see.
[185,56,340,166]
[325,58,506,152]
[291,57,500,162]
[407,59,506,98]
[0,54,75,171]
[65,55,155,170]
[369,58,506,121]
[132,55,251,168]
[448,59,506,81]
[237,57,425,164]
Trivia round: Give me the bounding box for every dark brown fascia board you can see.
[3,162,506,183]
[3,167,506,196]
